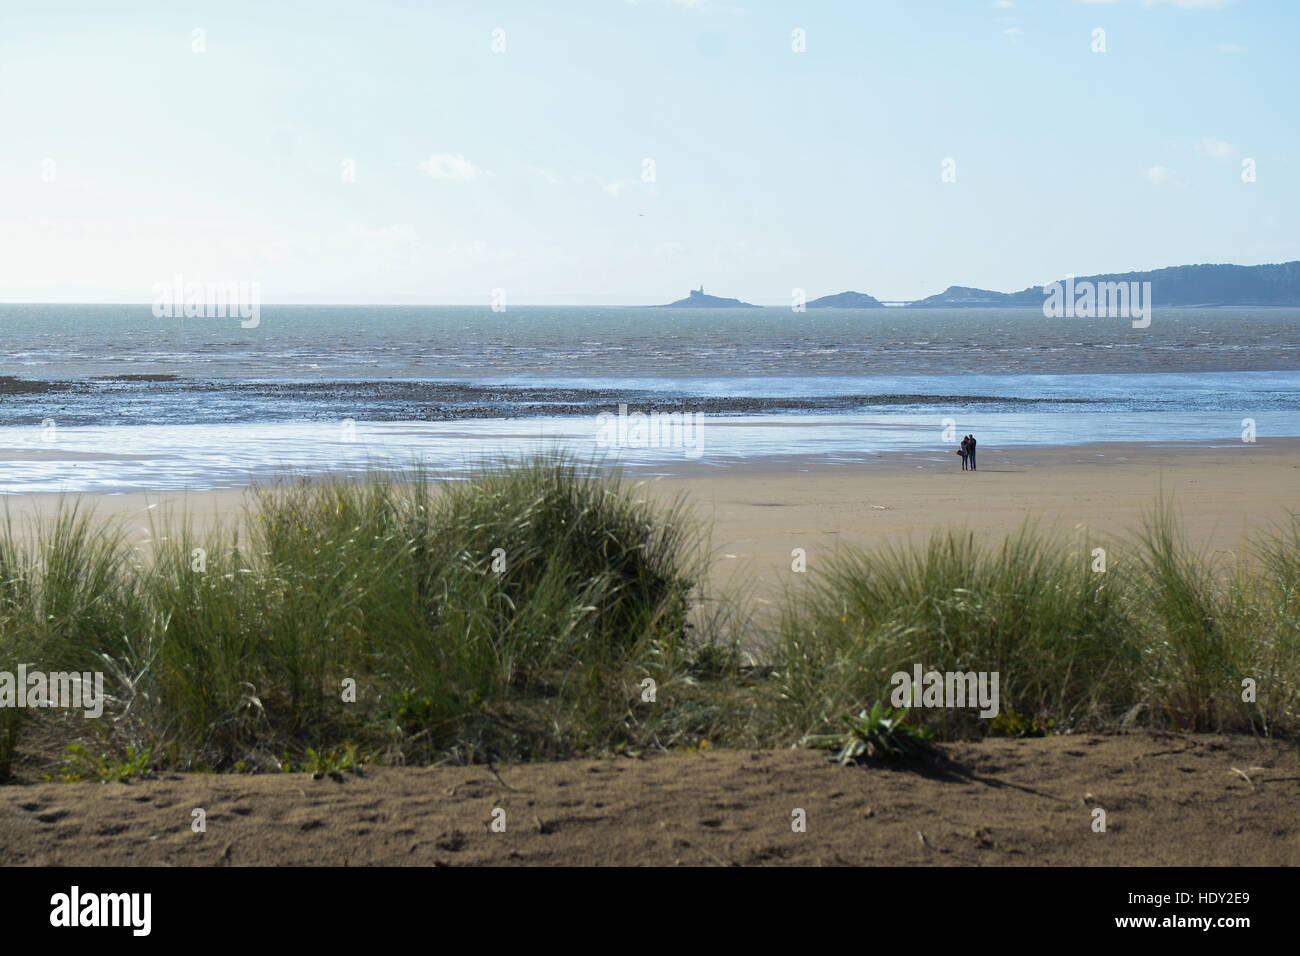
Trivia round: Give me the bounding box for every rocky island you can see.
[654,286,762,308]
[806,291,884,309]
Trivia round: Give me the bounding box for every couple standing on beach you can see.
[958,434,977,471]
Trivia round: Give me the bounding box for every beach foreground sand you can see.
[2,732,1295,865]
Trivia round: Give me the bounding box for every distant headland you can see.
[905,261,1300,307]
[647,261,1300,308]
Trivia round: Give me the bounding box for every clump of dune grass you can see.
[1132,504,1300,734]
[1247,513,1300,733]
[765,502,1300,745]
[0,454,738,779]
[0,505,149,780]
[764,521,1138,744]
[0,525,19,780]
[1128,499,1247,732]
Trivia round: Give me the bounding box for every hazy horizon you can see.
[4,257,1298,308]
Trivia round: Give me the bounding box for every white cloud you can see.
[1218,43,1245,54]
[1195,137,1235,161]
[1003,26,1022,36]
[1145,164,1182,185]
[418,153,480,182]
[992,1,1015,7]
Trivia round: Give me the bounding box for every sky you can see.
[0,0,1295,304]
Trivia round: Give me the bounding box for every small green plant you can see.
[990,709,1053,738]
[802,702,937,766]
[58,743,153,783]
[389,689,440,735]
[284,742,367,778]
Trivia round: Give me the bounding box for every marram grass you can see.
[1,455,731,779]
[0,458,1296,783]
[763,505,1299,745]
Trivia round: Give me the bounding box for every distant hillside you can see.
[654,286,761,308]
[906,286,1027,307]
[906,261,1300,307]
[807,291,884,309]
[646,262,1300,310]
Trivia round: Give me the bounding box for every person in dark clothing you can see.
[957,435,970,470]
[967,434,977,471]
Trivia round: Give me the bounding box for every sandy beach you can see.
[6,438,1297,599]
[659,438,1300,594]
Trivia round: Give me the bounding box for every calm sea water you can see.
[1,305,1297,492]
[3,304,1298,379]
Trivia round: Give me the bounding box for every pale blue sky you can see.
[0,0,1294,304]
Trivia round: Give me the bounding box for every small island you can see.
[807,291,884,309]
[653,286,762,308]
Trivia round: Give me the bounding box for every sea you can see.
[1,304,1297,493]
